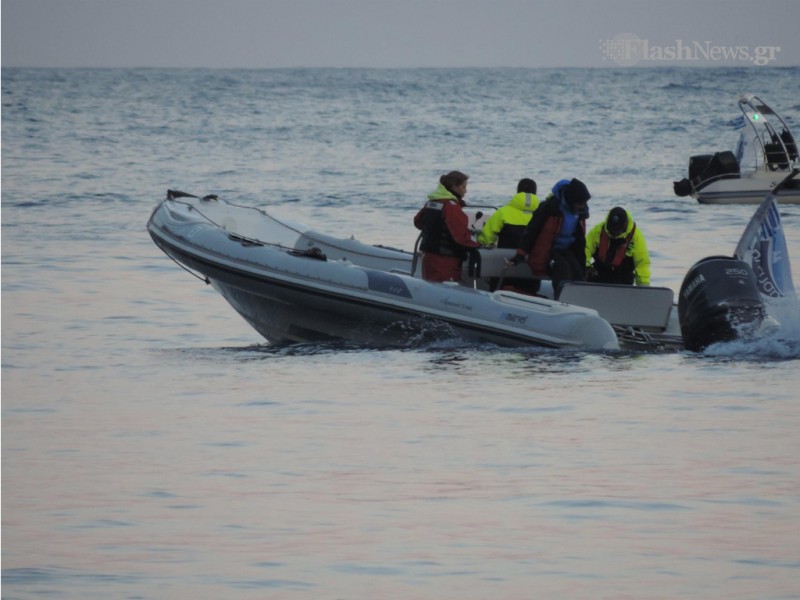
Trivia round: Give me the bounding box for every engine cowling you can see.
[678,256,766,351]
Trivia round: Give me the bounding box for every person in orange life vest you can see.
[510,178,591,299]
[585,206,651,286]
[413,171,480,283]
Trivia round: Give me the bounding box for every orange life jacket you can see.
[596,225,635,270]
[527,216,563,277]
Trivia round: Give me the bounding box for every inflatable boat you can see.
[148,175,796,352]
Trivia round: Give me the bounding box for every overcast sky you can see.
[2,0,799,68]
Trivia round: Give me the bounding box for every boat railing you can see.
[738,95,799,173]
[164,192,416,268]
[410,233,423,279]
[693,170,742,188]
[166,195,297,250]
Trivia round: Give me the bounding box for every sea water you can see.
[2,67,800,599]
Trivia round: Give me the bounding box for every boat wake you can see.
[703,295,800,360]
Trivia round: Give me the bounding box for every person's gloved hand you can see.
[466,247,482,278]
[507,251,526,266]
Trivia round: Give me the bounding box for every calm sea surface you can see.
[3,67,800,599]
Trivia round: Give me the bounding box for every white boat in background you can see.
[147,173,798,353]
[674,95,800,205]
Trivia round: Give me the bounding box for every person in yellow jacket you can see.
[478,178,539,248]
[585,206,651,286]
[479,178,540,293]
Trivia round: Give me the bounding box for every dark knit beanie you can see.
[562,179,591,207]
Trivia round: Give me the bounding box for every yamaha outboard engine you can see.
[678,256,766,351]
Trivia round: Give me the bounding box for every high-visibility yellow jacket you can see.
[478,192,539,247]
[585,208,651,286]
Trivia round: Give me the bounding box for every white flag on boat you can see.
[734,184,796,299]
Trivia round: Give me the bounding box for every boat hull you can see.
[148,202,621,350]
[693,174,800,205]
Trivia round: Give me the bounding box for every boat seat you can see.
[765,143,790,171]
[780,129,799,161]
[559,282,674,330]
[469,248,537,280]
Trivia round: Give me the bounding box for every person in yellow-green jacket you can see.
[479,178,540,293]
[478,178,539,248]
[585,206,651,286]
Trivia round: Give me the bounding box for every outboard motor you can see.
[678,256,766,352]
[673,151,741,197]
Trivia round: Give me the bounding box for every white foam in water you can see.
[704,294,800,358]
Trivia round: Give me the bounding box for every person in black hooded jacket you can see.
[511,178,591,299]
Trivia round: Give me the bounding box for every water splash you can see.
[705,295,800,360]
